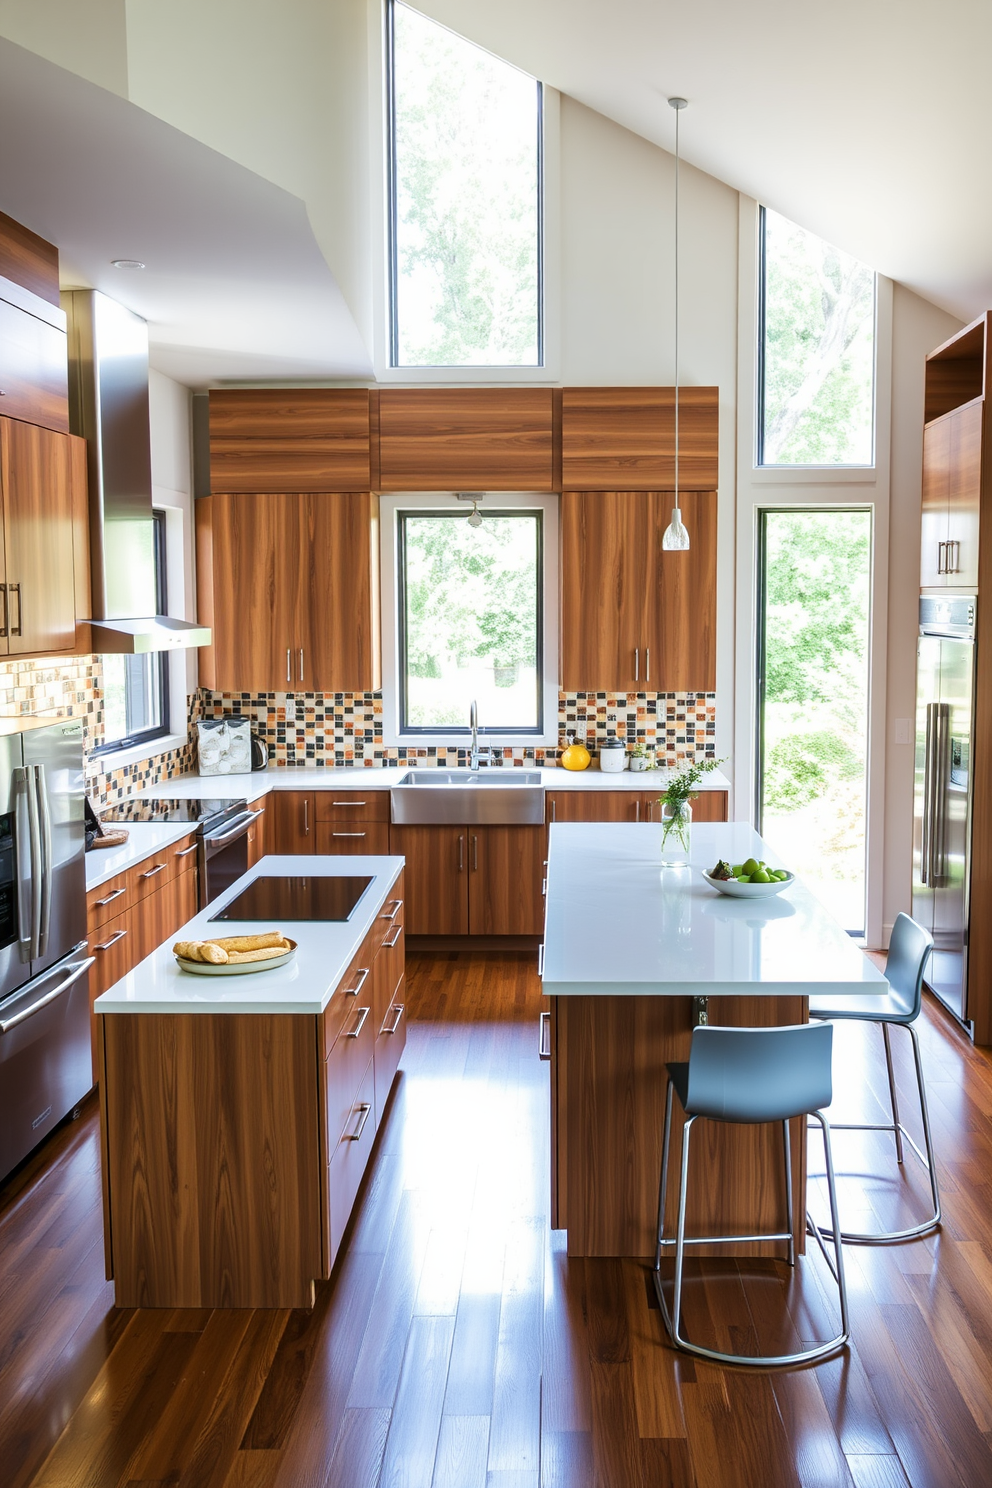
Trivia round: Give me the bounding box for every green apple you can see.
[742,857,760,876]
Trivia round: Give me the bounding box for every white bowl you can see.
[175,940,297,975]
[701,870,794,899]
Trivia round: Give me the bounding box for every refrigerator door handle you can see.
[34,765,53,958]
[13,766,34,957]
[932,703,950,885]
[921,703,936,887]
[20,763,43,959]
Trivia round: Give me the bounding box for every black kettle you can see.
[250,731,269,771]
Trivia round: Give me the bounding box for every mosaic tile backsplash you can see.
[0,655,716,801]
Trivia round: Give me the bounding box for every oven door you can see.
[200,809,264,907]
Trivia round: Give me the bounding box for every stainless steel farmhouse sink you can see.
[390,770,545,825]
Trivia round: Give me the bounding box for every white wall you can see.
[0,0,128,95]
[148,368,198,705]
[882,286,963,938]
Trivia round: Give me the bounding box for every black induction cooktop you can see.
[210,875,374,922]
[100,798,246,825]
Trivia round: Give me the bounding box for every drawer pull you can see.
[332,831,366,838]
[382,926,402,949]
[347,1101,372,1142]
[382,1003,404,1036]
[380,899,403,920]
[344,967,370,997]
[95,929,128,952]
[332,800,367,807]
[94,886,126,907]
[542,877,547,897]
[138,863,166,880]
[539,1010,552,1060]
[538,943,545,976]
[346,1006,370,1039]
[174,844,198,858]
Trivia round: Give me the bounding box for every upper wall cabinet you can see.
[377,388,554,491]
[561,387,719,491]
[0,418,76,655]
[209,390,371,493]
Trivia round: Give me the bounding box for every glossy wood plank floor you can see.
[5,949,992,1487]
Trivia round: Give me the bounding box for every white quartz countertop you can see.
[542,822,888,998]
[93,854,404,1015]
[85,821,199,893]
[134,765,731,798]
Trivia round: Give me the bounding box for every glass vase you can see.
[660,799,692,861]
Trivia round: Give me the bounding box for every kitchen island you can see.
[95,854,405,1308]
[542,822,888,1257]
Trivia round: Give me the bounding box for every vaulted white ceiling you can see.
[416,0,992,322]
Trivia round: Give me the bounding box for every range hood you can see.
[63,289,210,653]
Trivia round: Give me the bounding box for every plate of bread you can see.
[173,931,296,975]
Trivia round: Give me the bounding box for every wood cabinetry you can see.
[271,791,314,854]
[313,789,390,856]
[377,388,554,492]
[389,825,469,934]
[209,389,371,493]
[0,417,76,654]
[921,399,982,589]
[99,873,406,1306]
[547,788,728,825]
[0,282,69,434]
[390,822,543,934]
[196,490,380,692]
[560,386,719,490]
[247,802,268,867]
[560,489,716,692]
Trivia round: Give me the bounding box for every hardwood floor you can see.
[5,948,992,1486]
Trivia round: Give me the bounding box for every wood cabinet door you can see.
[388,826,469,934]
[0,418,75,654]
[247,802,268,867]
[469,826,545,934]
[921,415,951,588]
[132,869,198,964]
[946,400,982,590]
[652,490,717,692]
[198,492,306,691]
[0,294,69,433]
[271,791,315,854]
[560,491,651,690]
[209,389,371,493]
[561,387,719,490]
[302,492,380,691]
[378,388,554,491]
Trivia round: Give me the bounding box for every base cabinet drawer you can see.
[315,822,390,856]
[316,793,390,824]
[323,994,375,1151]
[327,1057,376,1265]
[374,983,405,1127]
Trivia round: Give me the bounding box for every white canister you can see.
[197,716,253,776]
[599,733,626,774]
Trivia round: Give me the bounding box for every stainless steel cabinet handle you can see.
[472,834,478,871]
[538,943,545,976]
[303,799,309,834]
[346,1006,370,1039]
[380,899,403,920]
[95,885,126,907]
[138,862,167,879]
[382,1004,404,1035]
[634,647,639,682]
[95,929,127,952]
[299,648,304,684]
[345,967,369,997]
[538,1009,551,1060]
[0,583,7,638]
[383,925,402,948]
[551,799,556,823]
[645,647,650,683]
[332,801,367,807]
[286,648,292,683]
[175,844,198,859]
[947,539,960,574]
[0,956,95,1035]
[937,541,944,574]
[347,1101,372,1142]
[635,799,640,822]
[332,831,367,838]
[542,877,547,897]
[458,834,464,871]
[9,581,21,636]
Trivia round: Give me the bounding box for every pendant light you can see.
[662,96,690,552]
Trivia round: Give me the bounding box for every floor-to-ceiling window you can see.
[757,509,872,933]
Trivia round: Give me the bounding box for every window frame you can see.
[385,0,546,373]
[757,204,878,472]
[379,491,560,748]
[91,509,172,758]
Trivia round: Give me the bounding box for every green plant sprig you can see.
[659,756,726,813]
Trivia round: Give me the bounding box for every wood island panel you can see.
[377,388,554,491]
[101,1011,323,1308]
[561,386,719,490]
[552,992,807,1258]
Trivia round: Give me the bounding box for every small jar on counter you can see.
[599,731,626,773]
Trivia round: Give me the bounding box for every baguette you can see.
[207,932,288,953]
[174,940,229,964]
[226,945,290,963]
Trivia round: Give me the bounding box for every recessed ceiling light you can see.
[111,258,145,270]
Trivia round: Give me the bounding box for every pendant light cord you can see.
[674,99,679,509]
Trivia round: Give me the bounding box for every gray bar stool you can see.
[809,911,940,1243]
[653,1021,849,1368]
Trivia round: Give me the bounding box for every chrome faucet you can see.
[469,699,489,771]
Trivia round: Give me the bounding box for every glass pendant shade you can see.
[662,505,690,550]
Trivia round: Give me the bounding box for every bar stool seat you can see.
[809,912,940,1244]
[654,1021,849,1368]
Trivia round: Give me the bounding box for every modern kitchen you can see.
[2,5,992,1488]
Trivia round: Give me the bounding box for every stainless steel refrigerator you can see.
[913,596,976,1026]
[0,717,93,1179]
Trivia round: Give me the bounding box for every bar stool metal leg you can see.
[882,1023,905,1163]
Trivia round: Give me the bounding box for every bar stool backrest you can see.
[884,912,934,1023]
[684,1022,833,1122]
